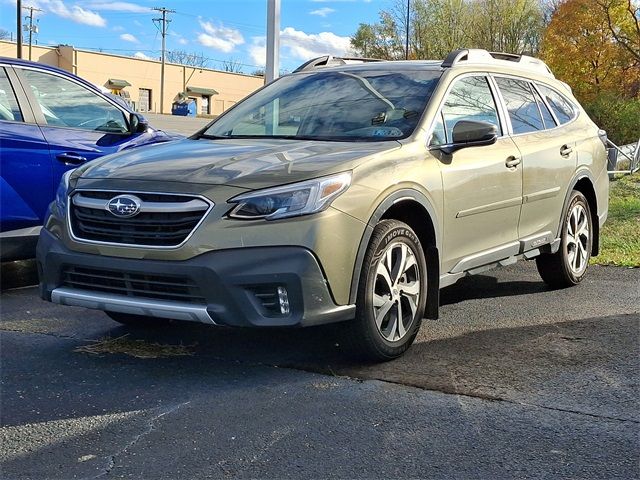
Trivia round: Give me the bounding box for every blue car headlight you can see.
[55,169,75,217]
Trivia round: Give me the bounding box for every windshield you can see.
[202,69,441,142]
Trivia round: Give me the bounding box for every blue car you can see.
[0,57,175,261]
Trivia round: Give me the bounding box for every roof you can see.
[186,86,218,95]
[106,78,131,88]
[291,49,555,79]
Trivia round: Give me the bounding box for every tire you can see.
[105,311,171,328]
[345,219,428,361]
[536,190,593,288]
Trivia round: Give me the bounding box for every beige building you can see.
[0,40,264,115]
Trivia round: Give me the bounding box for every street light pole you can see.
[265,0,280,85]
[153,6,174,114]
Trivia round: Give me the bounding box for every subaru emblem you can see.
[107,195,142,218]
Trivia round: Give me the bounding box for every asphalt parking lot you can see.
[1,261,638,479]
[145,113,212,137]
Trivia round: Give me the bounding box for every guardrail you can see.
[607,139,639,176]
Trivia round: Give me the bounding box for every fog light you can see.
[277,286,290,315]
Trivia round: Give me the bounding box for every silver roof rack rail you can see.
[293,55,383,73]
[441,48,554,78]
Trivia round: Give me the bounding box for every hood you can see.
[79,138,401,189]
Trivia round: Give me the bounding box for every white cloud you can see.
[178,37,188,45]
[112,25,125,32]
[249,27,351,66]
[120,33,138,43]
[249,39,266,66]
[310,7,335,17]
[87,2,151,13]
[197,19,244,53]
[281,27,351,61]
[45,0,106,27]
[134,51,153,60]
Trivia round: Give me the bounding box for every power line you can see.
[152,6,175,114]
[23,5,43,61]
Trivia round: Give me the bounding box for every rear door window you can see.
[495,77,544,134]
[536,84,575,125]
[0,68,23,122]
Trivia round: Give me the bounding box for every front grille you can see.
[69,191,211,247]
[61,266,206,304]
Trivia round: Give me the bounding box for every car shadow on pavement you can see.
[93,311,639,424]
[439,273,549,305]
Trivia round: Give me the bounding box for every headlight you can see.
[55,169,75,216]
[228,172,352,220]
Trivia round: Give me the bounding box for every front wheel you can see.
[345,220,428,361]
[536,190,593,288]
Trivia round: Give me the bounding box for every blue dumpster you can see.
[171,98,197,117]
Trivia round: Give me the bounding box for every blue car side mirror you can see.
[129,113,149,134]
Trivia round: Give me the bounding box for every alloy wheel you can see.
[372,241,421,342]
[565,203,590,275]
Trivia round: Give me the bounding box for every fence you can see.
[607,139,639,176]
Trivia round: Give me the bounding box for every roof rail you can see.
[293,55,383,73]
[441,48,554,78]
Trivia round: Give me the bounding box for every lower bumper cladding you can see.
[37,229,355,328]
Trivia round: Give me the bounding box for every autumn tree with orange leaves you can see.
[540,0,639,100]
[540,0,639,144]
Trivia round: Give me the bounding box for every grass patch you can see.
[75,334,196,359]
[592,174,640,267]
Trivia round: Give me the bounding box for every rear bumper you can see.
[37,229,355,327]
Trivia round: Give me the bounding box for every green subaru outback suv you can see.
[38,49,609,361]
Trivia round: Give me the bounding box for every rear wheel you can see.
[345,220,427,361]
[105,311,171,328]
[536,190,592,288]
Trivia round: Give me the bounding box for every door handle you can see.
[505,156,521,168]
[560,145,573,158]
[56,152,87,165]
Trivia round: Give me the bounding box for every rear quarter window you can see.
[536,84,576,125]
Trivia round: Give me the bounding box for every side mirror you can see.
[129,112,149,134]
[439,120,498,154]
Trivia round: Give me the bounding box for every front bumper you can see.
[37,229,355,327]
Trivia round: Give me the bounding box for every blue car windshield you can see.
[202,69,441,142]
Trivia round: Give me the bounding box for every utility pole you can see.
[23,5,42,61]
[405,0,410,60]
[265,0,280,85]
[152,7,174,114]
[16,0,22,58]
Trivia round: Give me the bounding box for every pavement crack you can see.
[89,400,190,479]
[512,401,640,424]
[355,376,640,424]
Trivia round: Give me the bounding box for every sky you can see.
[0,0,385,73]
